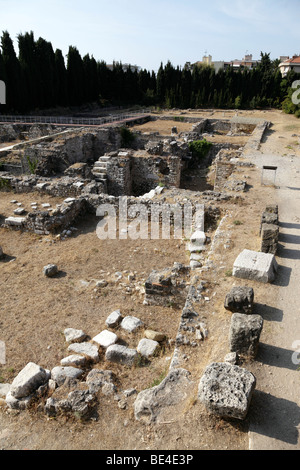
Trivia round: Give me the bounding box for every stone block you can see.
[10,362,50,399]
[229,313,263,358]
[51,366,84,387]
[43,264,58,278]
[120,316,144,333]
[261,223,279,254]
[105,344,138,367]
[64,328,87,343]
[67,342,99,363]
[198,362,256,420]
[92,330,118,349]
[60,355,88,368]
[105,310,123,328]
[137,338,160,358]
[232,249,278,283]
[224,286,254,314]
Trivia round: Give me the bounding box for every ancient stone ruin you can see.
[0,112,276,424]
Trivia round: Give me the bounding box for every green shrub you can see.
[188,139,212,163]
[120,127,135,147]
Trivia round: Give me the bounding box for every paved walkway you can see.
[247,152,300,450]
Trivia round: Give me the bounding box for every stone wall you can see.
[131,153,181,196]
[214,161,235,192]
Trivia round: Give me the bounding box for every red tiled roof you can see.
[285,56,300,64]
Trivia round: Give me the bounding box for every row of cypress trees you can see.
[0,30,299,114]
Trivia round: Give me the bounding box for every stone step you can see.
[94,161,108,168]
[92,170,107,178]
[99,156,111,162]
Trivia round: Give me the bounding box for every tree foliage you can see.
[0,31,299,115]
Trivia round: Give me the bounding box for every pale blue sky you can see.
[0,0,299,71]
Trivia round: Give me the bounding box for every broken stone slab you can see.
[232,249,278,284]
[13,207,26,215]
[64,328,87,343]
[137,338,160,358]
[134,368,194,423]
[198,362,256,420]
[229,313,264,359]
[105,309,123,328]
[4,216,26,226]
[43,264,58,278]
[92,330,118,349]
[60,355,88,368]
[6,391,34,410]
[10,362,50,399]
[67,342,99,363]
[120,316,144,333]
[51,366,84,387]
[105,344,138,367]
[224,286,254,314]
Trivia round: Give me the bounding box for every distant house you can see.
[192,54,260,73]
[279,56,300,77]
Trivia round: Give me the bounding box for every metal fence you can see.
[0,110,150,127]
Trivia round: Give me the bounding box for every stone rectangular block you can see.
[233,249,278,284]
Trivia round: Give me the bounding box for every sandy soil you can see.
[0,109,299,451]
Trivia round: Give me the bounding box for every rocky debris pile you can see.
[1,311,168,419]
[144,263,190,306]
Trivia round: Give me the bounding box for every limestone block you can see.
[198,362,256,420]
[60,355,88,368]
[10,362,50,399]
[105,310,123,328]
[137,338,160,358]
[120,316,144,333]
[64,328,87,343]
[224,286,254,314]
[43,264,58,277]
[105,344,138,367]
[51,366,84,387]
[92,330,118,349]
[5,216,26,226]
[229,313,264,358]
[232,249,278,283]
[144,330,166,342]
[67,342,99,363]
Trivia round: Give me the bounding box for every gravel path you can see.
[245,146,300,449]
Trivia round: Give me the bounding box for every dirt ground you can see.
[0,108,299,451]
